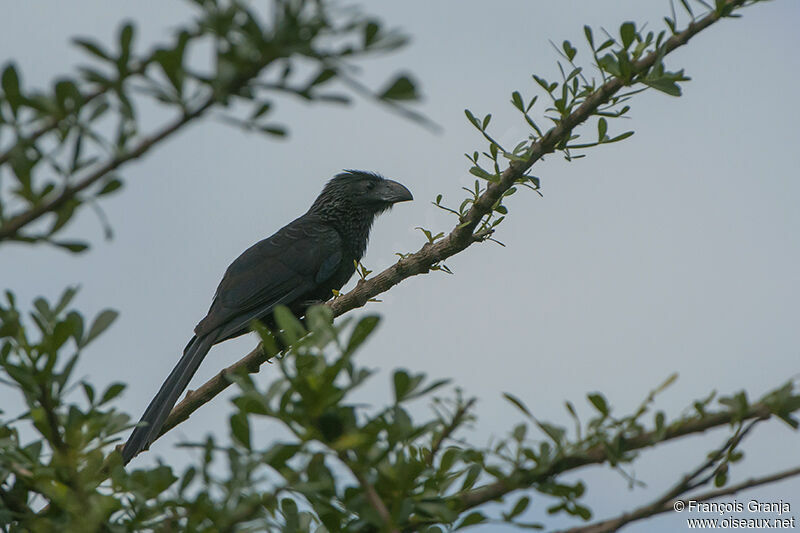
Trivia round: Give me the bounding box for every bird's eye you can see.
[366,181,376,191]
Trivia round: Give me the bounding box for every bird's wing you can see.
[194,217,343,338]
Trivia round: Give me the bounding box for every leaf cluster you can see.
[0,0,420,249]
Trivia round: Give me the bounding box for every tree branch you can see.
[555,418,764,533]
[559,464,800,533]
[157,343,267,438]
[339,451,398,533]
[452,404,782,512]
[427,397,476,466]
[147,0,752,452]
[0,98,214,241]
[0,86,105,167]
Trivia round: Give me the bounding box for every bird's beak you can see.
[380,179,413,204]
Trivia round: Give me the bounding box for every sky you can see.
[2,1,799,531]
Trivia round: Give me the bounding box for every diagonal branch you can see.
[559,464,800,533]
[450,403,781,512]
[555,418,764,533]
[0,98,214,241]
[149,0,752,451]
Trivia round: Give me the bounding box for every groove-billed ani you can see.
[122,170,412,464]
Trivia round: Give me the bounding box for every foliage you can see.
[418,0,761,269]
[1,291,799,531]
[2,0,798,532]
[0,0,420,248]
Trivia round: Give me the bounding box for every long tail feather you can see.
[122,334,216,464]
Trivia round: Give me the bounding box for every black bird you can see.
[122,170,412,464]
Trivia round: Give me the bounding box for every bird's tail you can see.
[122,334,216,464]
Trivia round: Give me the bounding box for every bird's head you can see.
[311,170,413,216]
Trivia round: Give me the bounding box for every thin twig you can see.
[427,398,476,466]
[0,98,214,241]
[338,451,398,533]
[452,408,774,513]
[559,462,800,533]
[0,86,105,167]
[0,55,157,169]
[558,419,765,533]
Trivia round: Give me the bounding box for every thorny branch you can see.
[152,0,753,453]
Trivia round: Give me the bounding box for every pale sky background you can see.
[2,1,799,531]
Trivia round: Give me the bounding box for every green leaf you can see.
[259,125,287,137]
[511,91,525,111]
[532,74,550,92]
[83,309,119,346]
[379,74,418,101]
[73,38,111,61]
[305,305,333,337]
[597,54,620,77]
[416,501,457,523]
[153,30,189,94]
[364,21,380,46]
[606,130,635,143]
[469,166,496,182]
[281,498,299,530]
[573,504,592,520]
[655,411,665,432]
[393,370,410,402]
[51,240,89,254]
[54,286,79,315]
[178,466,196,494]
[620,22,636,49]
[48,198,81,236]
[714,464,728,487]
[407,378,451,401]
[464,109,481,129]
[587,393,609,416]
[584,25,594,48]
[456,511,487,529]
[129,465,177,499]
[597,117,608,141]
[100,383,125,405]
[537,421,565,444]
[345,315,380,355]
[88,99,110,122]
[82,382,95,404]
[507,496,530,520]
[643,78,682,96]
[263,443,301,469]
[250,101,272,120]
[54,79,81,112]
[98,177,123,196]
[230,412,251,450]
[64,310,84,344]
[503,392,533,419]
[272,305,306,345]
[1,64,21,111]
[562,40,576,61]
[308,68,336,88]
[461,464,481,491]
[118,23,134,59]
